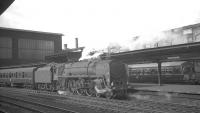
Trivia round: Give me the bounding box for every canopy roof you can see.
[102,42,200,64]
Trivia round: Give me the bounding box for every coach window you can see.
[19,73,22,78]
[22,72,25,78]
[164,68,167,74]
[16,72,18,78]
[0,73,1,78]
[24,73,27,78]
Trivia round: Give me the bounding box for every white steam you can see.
[129,27,193,50]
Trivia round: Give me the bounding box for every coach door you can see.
[194,60,200,81]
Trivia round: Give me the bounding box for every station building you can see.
[0,0,83,67]
[0,27,62,66]
[139,23,200,49]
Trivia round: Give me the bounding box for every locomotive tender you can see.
[0,59,128,98]
[129,61,200,84]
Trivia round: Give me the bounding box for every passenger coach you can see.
[129,61,200,84]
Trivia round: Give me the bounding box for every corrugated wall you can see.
[18,39,54,60]
[0,37,12,58]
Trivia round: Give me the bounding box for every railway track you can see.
[1,87,200,113]
[129,89,200,99]
[0,88,120,113]
[0,94,78,113]
[129,90,200,106]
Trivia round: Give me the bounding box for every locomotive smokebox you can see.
[75,38,78,48]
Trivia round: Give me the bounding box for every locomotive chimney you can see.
[75,38,78,48]
[64,44,68,50]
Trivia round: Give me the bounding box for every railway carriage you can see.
[0,67,36,87]
[129,61,200,84]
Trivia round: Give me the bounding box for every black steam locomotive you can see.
[0,59,128,98]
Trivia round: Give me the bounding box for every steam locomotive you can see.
[0,59,128,98]
[128,61,200,84]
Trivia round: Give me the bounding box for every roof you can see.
[0,67,36,72]
[102,42,200,64]
[0,62,46,69]
[0,27,63,36]
[45,47,84,63]
[129,61,186,68]
[0,0,14,15]
[176,23,200,30]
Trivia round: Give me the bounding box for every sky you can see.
[0,0,200,58]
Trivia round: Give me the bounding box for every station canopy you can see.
[102,42,200,64]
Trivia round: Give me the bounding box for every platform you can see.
[129,83,200,94]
